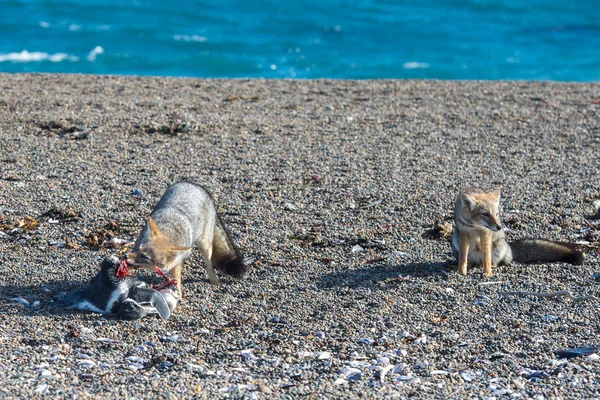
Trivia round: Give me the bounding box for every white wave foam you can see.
[403,62,429,70]
[174,34,207,43]
[39,21,50,28]
[0,50,79,63]
[87,46,104,62]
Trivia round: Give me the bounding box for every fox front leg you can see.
[458,232,471,275]
[480,233,494,277]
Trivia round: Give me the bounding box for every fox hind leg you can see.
[196,226,220,286]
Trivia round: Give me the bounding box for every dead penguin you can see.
[59,255,173,320]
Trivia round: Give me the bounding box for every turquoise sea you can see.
[1,0,599,80]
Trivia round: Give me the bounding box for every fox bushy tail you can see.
[211,214,247,278]
[510,239,583,265]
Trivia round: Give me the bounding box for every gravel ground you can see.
[1,74,600,399]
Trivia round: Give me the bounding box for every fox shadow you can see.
[316,261,452,290]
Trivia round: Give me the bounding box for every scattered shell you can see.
[240,349,257,361]
[430,370,451,375]
[283,203,297,212]
[351,244,363,253]
[317,352,331,360]
[11,297,30,306]
[379,365,394,382]
[460,370,476,382]
[257,384,272,394]
[77,360,96,369]
[473,294,491,306]
[358,337,375,345]
[35,384,49,393]
[542,315,559,321]
[38,369,53,378]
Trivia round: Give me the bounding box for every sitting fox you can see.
[452,188,583,277]
[127,182,246,294]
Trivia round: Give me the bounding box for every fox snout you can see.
[490,224,502,232]
[126,252,154,270]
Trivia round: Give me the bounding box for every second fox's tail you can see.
[510,239,583,265]
[211,214,247,278]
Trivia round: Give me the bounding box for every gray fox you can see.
[451,187,583,277]
[127,182,246,294]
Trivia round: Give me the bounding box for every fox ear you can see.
[490,189,501,202]
[147,217,163,238]
[170,245,192,253]
[463,194,477,211]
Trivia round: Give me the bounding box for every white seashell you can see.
[542,315,559,321]
[430,370,451,375]
[460,370,476,382]
[297,351,313,358]
[358,338,375,345]
[185,363,203,372]
[334,378,347,385]
[12,297,30,306]
[446,288,455,293]
[128,363,144,371]
[198,329,210,335]
[35,384,49,393]
[163,334,184,342]
[395,375,413,381]
[77,360,96,368]
[240,349,257,361]
[379,365,394,382]
[491,388,512,396]
[96,338,114,343]
[318,352,331,360]
[126,356,145,363]
[348,361,369,368]
[351,245,363,253]
[587,354,600,361]
[376,357,390,366]
[412,336,427,345]
[38,369,53,378]
[340,367,361,378]
[393,364,407,374]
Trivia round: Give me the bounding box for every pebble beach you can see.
[1,74,600,398]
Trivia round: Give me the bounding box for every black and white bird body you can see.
[59,255,175,320]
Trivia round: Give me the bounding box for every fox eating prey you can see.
[127,182,247,295]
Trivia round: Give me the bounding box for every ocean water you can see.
[1,0,599,80]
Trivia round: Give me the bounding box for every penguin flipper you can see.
[128,287,171,321]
